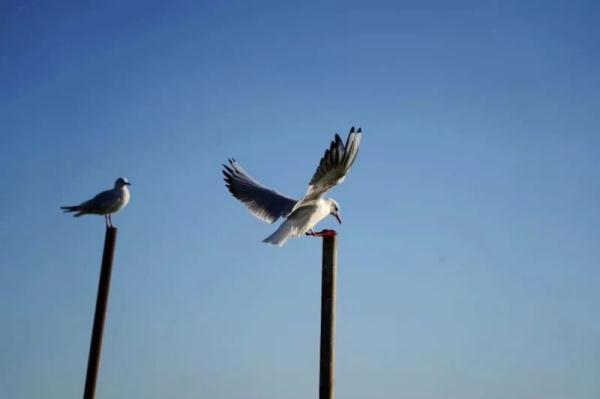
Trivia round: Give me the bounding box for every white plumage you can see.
[223,127,362,246]
[61,177,131,227]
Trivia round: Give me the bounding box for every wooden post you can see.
[83,226,118,399]
[319,232,338,399]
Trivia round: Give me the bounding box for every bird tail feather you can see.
[60,205,80,213]
[263,222,295,247]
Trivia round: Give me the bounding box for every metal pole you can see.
[83,226,118,399]
[319,232,338,399]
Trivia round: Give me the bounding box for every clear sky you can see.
[1,1,599,398]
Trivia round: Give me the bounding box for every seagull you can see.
[223,127,362,246]
[61,177,131,227]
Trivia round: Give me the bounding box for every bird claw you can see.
[307,229,337,237]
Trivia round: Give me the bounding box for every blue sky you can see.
[1,1,599,398]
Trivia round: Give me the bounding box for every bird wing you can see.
[79,189,118,213]
[301,127,362,202]
[223,159,298,223]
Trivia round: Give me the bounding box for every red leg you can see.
[310,229,337,237]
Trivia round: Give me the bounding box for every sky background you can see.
[1,1,600,398]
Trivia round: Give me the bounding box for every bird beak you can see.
[126,182,132,186]
[334,214,342,224]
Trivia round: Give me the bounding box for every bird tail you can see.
[263,222,296,247]
[60,205,85,217]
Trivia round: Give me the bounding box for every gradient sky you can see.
[1,1,600,398]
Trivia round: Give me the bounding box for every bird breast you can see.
[121,187,130,208]
[307,198,331,229]
[108,187,130,213]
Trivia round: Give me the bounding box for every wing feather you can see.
[79,190,117,214]
[303,127,362,201]
[223,159,297,223]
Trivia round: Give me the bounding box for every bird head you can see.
[328,198,342,224]
[114,177,131,188]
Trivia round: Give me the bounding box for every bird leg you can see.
[308,229,337,237]
[104,214,109,227]
[305,229,316,236]
[108,214,113,227]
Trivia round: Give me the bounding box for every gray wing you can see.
[223,159,298,223]
[79,189,118,213]
[303,127,362,201]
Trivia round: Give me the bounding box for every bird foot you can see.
[306,229,337,237]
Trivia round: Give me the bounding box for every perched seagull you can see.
[223,127,362,246]
[61,177,131,227]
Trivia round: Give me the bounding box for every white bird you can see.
[61,177,131,227]
[223,127,362,246]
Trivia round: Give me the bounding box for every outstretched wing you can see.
[302,127,362,201]
[223,159,298,223]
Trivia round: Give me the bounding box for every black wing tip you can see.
[223,157,243,177]
[222,165,235,176]
[222,178,236,196]
[222,164,237,193]
[349,126,362,135]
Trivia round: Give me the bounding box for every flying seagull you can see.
[61,177,131,227]
[223,127,362,246]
